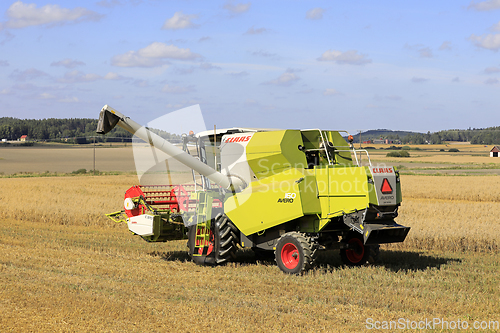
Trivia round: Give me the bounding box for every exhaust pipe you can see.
[96,105,245,192]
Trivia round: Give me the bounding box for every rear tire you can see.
[275,232,315,274]
[367,244,380,264]
[340,233,369,266]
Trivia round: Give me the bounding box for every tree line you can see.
[357,127,500,145]
[400,127,500,145]
[0,117,180,143]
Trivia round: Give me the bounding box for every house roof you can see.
[20,135,28,138]
[490,146,500,153]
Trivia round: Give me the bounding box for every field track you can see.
[1,174,499,332]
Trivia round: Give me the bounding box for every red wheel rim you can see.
[281,243,300,269]
[346,238,364,263]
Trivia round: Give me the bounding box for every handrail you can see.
[334,149,372,166]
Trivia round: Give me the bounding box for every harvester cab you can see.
[98,105,410,274]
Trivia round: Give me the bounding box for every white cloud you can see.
[317,50,371,65]
[484,78,499,84]
[469,33,500,50]
[139,42,200,59]
[405,44,433,58]
[244,27,268,35]
[51,58,85,69]
[263,72,300,86]
[39,92,56,99]
[468,0,500,11]
[484,66,500,74]
[112,42,202,67]
[418,47,433,58]
[3,1,102,29]
[224,2,251,14]
[162,11,198,30]
[59,96,79,103]
[0,60,9,66]
[133,79,149,87]
[162,84,195,94]
[58,70,101,83]
[199,62,220,70]
[103,72,126,80]
[323,88,342,96]
[111,51,164,67]
[439,41,452,51]
[306,8,325,20]
[227,71,249,77]
[0,88,12,95]
[9,68,48,81]
[491,21,500,31]
[251,50,278,58]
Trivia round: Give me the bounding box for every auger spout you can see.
[96,105,245,192]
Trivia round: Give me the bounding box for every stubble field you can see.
[1,144,500,332]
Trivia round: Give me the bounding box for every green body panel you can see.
[297,170,321,214]
[225,168,305,236]
[246,130,307,178]
[319,166,370,218]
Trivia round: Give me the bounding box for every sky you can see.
[0,0,500,135]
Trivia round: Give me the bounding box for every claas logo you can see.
[223,135,251,143]
[381,178,393,194]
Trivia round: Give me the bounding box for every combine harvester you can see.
[98,105,410,274]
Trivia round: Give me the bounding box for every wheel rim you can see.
[281,242,300,269]
[346,238,364,263]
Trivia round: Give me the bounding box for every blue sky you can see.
[0,1,500,134]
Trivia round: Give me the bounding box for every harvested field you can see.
[0,146,136,174]
[1,174,499,331]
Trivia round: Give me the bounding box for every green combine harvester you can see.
[98,105,410,274]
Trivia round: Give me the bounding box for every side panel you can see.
[224,169,305,236]
[327,166,370,217]
[246,130,307,179]
[297,169,321,215]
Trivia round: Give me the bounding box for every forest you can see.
[0,117,180,143]
[352,127,500,145]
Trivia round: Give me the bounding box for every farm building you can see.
[490,146,500,157]
[20,135,28,142]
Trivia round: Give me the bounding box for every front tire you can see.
[187,214,239,266]
[275,232,315,274]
